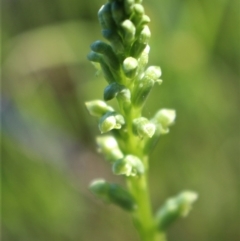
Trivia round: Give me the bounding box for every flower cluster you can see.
[86,0,176,163]
[85,0,197,240]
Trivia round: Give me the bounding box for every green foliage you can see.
[2,137,83,241]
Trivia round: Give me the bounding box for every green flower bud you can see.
[112,155,144,176]
[111,1,125,25]
[133,117,156,138]
[109,183,138,211]
[88,51,116,84]
[139,25,151,44]
[85,100,114,117]
[102,29,125,55]
[155,191,198,231]
[121,20,136,44]
[139,15,151,25]
[116,88,132,113]
[123,57,138,78]
[137,45,150,75]
[130,40,146,58]
[104,82,126,101]
[133,4,145,16]
[131,4,146,26]
[98,3,116,30]
[89,179,111,202]
[98,5,108,29]
[145,66,162,80]
[90,41,105,53]
[91,40,120,69]
[124,0,135,15]
[87,51,102,63]
[152,109,176,134]
[132,78,154,109]
[117,88,131,103]
[97,135,118,151]
[90,179,138,211]
[114,113,125,126]
[96,135,123,162]
[132,65,162,108]
[99,115,117,133]
[100,60,117,84]
[99,111,125,133]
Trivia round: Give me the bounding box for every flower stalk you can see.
[86,1,198,240]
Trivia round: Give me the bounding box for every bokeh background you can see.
[2,0,240,240]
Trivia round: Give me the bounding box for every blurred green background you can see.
[2,0,240,240]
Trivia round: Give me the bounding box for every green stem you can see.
[121,105,166,241]
[127,174,166,241]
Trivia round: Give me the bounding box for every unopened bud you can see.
[123,57,138,78]
[117,88,131,104]
[140,15,151,25]
[139,25,151,44]
[99,115,116,133]
[109,183,137,211]
[89,179,111,202]
[121,20,136,44]
[91,40,120,69]
[112,155,144,176]
[156,191,198,231]
[145,66,162,80]
[133,117,156,138]
[87,52,116,83]
[132,77,154,109]
[114,113,125,126]
[118,88,131,102]
[89,179,137,211]
[133,4,145,16]
[104,82,126,101]
[124,0,135,15]
[98,5,108,29]
[137,45,150,73]
[87,51,102,63]
[99,3,116,30]
[102,29,125,55]
[99,112,125,133]
[85,100,114,117]
[116,88,132,113]
[132,66,162,109]
[130,40,146,58]
[152,109,176,134]
[100,59,117,84]
[111,1,125,25]
[96,135,123,162]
